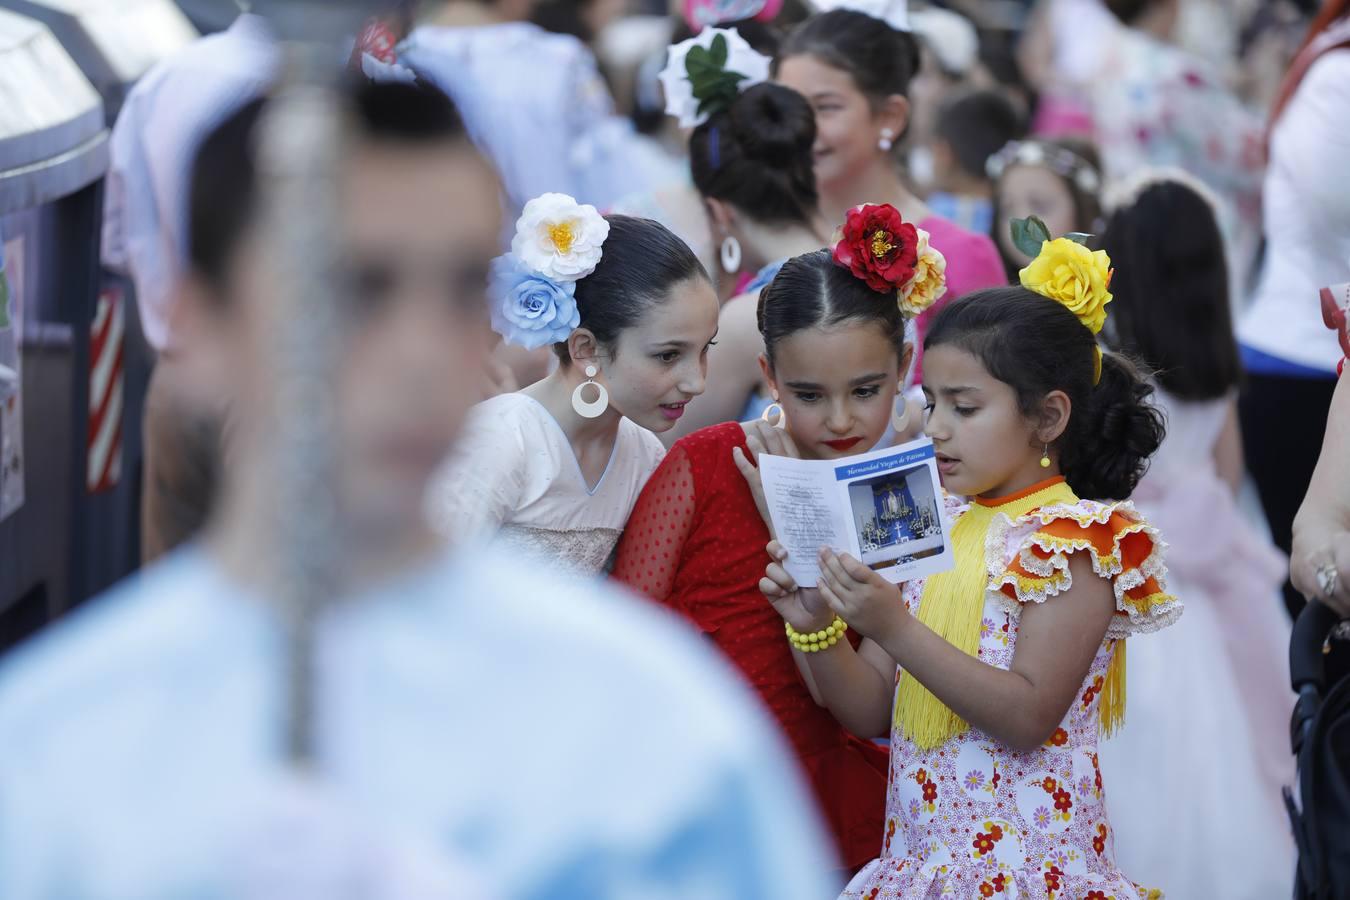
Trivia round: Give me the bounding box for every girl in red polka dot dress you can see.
[613,203,944,874]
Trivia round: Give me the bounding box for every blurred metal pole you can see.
[251,0,374,766]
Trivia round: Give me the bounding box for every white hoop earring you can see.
[720,235,742,274]
[878,128,895,152]
[572,365,609,418]
[761,401,786,430]
[891,394,910,432]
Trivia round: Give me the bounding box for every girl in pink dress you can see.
[758,239,1180,898]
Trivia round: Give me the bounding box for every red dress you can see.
[613,422,889,869]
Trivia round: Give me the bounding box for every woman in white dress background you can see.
[401,0,682,224]
[429,195,720,573]
[1096,173,1294,899]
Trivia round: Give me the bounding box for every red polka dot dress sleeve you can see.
[612,443,697,604]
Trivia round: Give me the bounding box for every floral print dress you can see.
[1086,28,1265,303]
[843,478,1181,900]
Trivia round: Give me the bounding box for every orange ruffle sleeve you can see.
[992,501,1181,640]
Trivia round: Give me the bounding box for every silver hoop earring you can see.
[760,401,786,430]
[572,365,609,418]
[891,394,910,432]
[878,128,895,152]
[720,235,742,274]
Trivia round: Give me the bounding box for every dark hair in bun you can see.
[688,82,819,228]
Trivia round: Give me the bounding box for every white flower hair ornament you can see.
[511,192,609,281]
[806,0,910,32]
[659,27,772,129]
[489,194,609,350]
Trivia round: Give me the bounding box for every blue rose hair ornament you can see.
[489,193,610,350]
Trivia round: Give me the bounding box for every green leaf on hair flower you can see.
[685,33,748,119]
[1063,232,1095,247]
[710,30,728,66]
[1010,216,1052,259]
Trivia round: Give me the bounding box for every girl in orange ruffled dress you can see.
[757,233,1181,898]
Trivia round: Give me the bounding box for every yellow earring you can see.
[1040,444,1051,469]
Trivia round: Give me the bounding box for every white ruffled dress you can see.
[843,478,1180,900]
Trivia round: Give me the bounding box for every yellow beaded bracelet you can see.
[784,616,848,653]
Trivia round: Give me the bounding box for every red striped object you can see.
[87,287,124,493]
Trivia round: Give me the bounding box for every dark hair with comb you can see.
[1100,178,1241,401]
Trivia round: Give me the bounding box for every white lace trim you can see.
[982,500,1182,638]
[497,524,621,575]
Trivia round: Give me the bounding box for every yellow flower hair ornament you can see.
[1011,216,1113,384]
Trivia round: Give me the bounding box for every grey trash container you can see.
[0,0,196,122]
[0,0,201,626]
[0,9,109,651]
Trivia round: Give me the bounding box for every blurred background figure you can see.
[101,10,277,563]
[401,0,680,224]
[987,137,1103,279]
[902,4,983,190]
[1239,0,1350,618]
[925,89,1025,237]
[1096,172,1295,900]
[0,75,838,900]
[1085,0,1266,302]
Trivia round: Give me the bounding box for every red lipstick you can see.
[823,437,863,452]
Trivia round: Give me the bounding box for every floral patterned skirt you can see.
[841,855,1156,899]
[840,727,1163,900]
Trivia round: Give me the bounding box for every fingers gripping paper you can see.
[758,438,955,587]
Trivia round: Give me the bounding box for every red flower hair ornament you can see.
[831,203,947,316]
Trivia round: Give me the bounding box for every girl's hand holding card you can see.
[760,540,836,633]
[817,548,908,642]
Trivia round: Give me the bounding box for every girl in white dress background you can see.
[429,195,720,573]
[1096,172,1295,899]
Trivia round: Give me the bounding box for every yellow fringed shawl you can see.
[893,477,1128,749]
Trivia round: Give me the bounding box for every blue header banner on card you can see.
[833,442,935,481]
